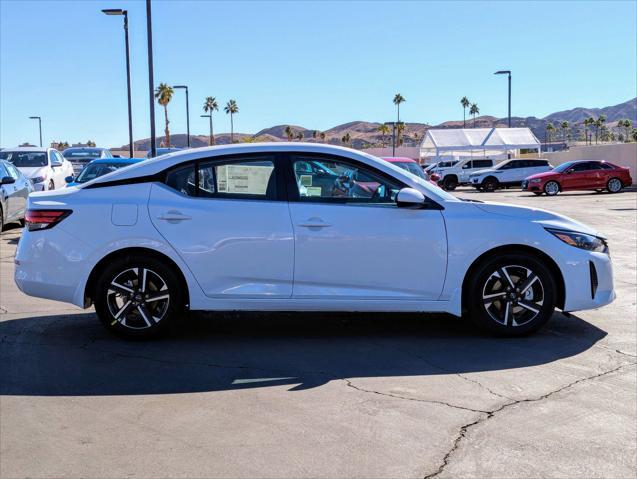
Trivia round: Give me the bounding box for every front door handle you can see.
[157,210,192,223]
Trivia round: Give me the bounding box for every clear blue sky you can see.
[1,0,635,148]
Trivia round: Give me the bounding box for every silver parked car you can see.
[0,159,33,231]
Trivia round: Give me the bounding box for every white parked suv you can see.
[0,147,74,191]
[431,158,496,190]
[15,143,613,339]
[470,159,553,192]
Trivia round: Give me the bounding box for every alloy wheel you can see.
[481,265,545,327]
[544,181,559,196]
[608,178,622,193]
[106,267,170,330]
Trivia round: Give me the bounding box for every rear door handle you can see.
[157,211,192,223]
[298,218,332,228]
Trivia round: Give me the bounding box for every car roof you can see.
[88,158,143,165]
[83,143,458,202]
[3,147,49,152]
[64,146,108,151]
[383,157,417,163]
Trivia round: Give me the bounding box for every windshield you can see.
[553,161,578,173]
[0,151,47,167]
[394,161,426,179]
[63,148,102,160]
[75,162,132,183]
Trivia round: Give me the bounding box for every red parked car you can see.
[382,157,439,187]
[522,160,632,196]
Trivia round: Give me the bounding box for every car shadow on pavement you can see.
[0,311,607,396]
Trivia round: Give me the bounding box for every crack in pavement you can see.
[343,379,491,414]
[422,361,637,479]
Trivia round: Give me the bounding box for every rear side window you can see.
[473,160,493,168]
[164,157,277,200]
[599,163,614,170]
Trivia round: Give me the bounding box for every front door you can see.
[149,154,294,298]
[286,154,447,300]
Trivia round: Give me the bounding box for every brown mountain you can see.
[118,98,635,151]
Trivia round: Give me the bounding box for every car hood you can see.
[526,171,559,180]
[19,166,46,178]
[473,201,600,237]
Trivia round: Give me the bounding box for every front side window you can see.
[292,156,401,204]
[0,163,8,178]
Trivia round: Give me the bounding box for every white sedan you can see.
[14,143,614,338]
[0,147,74,191]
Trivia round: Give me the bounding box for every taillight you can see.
[25,209,72,231]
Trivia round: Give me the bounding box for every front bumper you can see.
[521,180,541,192]
[562,250,615,312]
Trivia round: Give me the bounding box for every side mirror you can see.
[64,175,74,184]
[1,176,16,185]
[396,187,426,208]
[565,169,573,175]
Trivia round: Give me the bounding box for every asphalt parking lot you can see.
[1,187,635,479]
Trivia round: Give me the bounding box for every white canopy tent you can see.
[420,127,541,162]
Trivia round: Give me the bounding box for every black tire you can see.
[466,253,557,336]
[607,177,623,193]
[443,176,458,191]
[482,177,498,192]
[0,206,4,233]
[94,254,186,339]
[48,180,54,191]
[543,180,560,196]
[533,192,543,196]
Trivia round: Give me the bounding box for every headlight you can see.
[31,176,46,183]
[530,178,542,183]
[546,228,608,253]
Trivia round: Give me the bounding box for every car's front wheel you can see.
[543,181,560,196]
[482,177,498,192]
[466,254,556,336]
[94,255,185,339]
[443,176,458,190]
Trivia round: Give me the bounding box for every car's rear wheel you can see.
[0,207,4,232]
[482,177,498,192]
[94,255,185,339]
[607,177,623,193]
[466,254,556,336]
[544,181,560,196]
[48,180,54,191]
[443,176,458,191]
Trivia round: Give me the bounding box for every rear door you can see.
[285,153,447,300]
[0,162,17,220]
[4,162,28,218]
[148,154,295,298]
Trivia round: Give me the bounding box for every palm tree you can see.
[320,132,326,141]
[378,123,390,147]
[560,121,569,142]
[593,114,606,144]
[545,122,555,144]
[203,96,219,145]
[341,132,351,146]
[154,83,174,147]
[584,117,595,145]
[86,140,96,147]
[396,122,406,146]
[224,99,239,142]
[284,125,294,141]
[469,103,479,127]
[460,96,470,128]
[312,130,318,141]
[393,93,405,147]
[296,131,304,141]
[631,128,637,142]
[622,119,633,142]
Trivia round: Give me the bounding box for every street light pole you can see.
[146,0,157,157]
[174,85,190,147]
[102,8,134,159]
[494,70,512,128]
[201,114,212,146]
[29,116,42,146]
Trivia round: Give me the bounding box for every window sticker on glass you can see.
[216,163,273,194]
[299,175,313,187]
[306,186,322,196]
